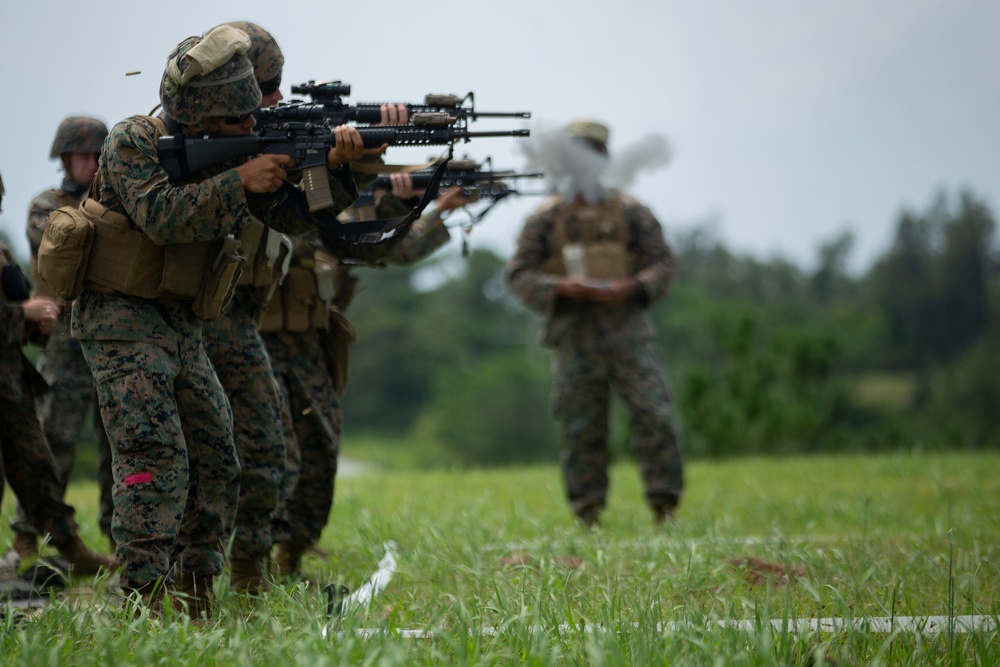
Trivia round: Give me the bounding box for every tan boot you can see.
[174,573,215,621]
[273,542,306,577]
[57,536,117,575]
[229,558,268,594]
[12,532,38,560]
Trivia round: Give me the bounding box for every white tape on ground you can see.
[339,541,397,614]
[329,615,997,640]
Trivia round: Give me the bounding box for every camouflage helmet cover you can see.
[565,120,610,146]
[220,21,284,83]
[159,25,262,125]
[49,116,109,159]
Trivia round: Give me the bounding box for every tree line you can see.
[343,188,999,465]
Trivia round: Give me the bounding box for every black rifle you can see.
[290,80,530,125]
[158,104,529,212]
[369,158,544,198]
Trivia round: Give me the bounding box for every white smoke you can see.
[517,122,671,203]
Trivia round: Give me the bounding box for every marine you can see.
[505,120,684,527]
[11,116,115,560]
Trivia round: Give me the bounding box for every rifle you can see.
[158,103,529,212]
[290,80,531,124]
[369,158,544,198]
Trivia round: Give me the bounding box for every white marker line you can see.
[339,541,397,613]
[328,615,997,640]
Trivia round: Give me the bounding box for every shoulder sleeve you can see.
[624,196,676,304]
[26,190,61,258]
[98,116,248,244]
[505,200,564,314]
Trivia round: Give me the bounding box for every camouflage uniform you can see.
[0,244,114,573]
[506,192,684,523]
[15,177,114,540]
[268,204,448,570]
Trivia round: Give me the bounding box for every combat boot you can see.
[273,542,307,577]
[229,557,268,594]
[12,532,38,560]
[174,573,215,621]
[56,536,117,575]
[576,507,603,530]
[653,500,678,526]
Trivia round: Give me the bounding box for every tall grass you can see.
[2,451,997,665]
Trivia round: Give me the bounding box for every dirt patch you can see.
[727,556,805,586]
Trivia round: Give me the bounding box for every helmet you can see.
[565,120,610,146]
[49,116,108,159]
[159,24,261,125]
[219,21,283,85]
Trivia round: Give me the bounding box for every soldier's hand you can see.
[556,276,593,301]
[328,125,387,168]
[22,297,60,333]
[389,173,424,201]
[237,154,293,193]
[587,278,641,304]
[435,186,470,212]
[379,103,408,126]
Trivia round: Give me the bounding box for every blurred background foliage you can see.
[341,187,999,467]
[6,186,995,472]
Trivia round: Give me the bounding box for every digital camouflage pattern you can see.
[202,291,286,562]
[72,111,356,588]
[0,243,79,550]
[505,192,684,521]
[14,177,114,540]
[80,304,240,586]
[385,209,452,267]
[266,326,341,549]
[221,21,283,83]
[265,197,450,552]
[159,31,260,125]
[49,116,108,159]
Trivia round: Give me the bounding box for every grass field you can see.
[2,450,998,665]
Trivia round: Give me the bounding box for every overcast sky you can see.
[1,0,997,273]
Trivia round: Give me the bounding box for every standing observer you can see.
[10,116,116,560]
[505,120,684,527]
[0,170,115,575]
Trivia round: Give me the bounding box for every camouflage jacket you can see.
[505,192,676,346]
[73,115,358,342]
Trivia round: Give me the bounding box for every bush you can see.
[420,349,559,466]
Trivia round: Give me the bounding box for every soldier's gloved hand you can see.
[237,154,293,193]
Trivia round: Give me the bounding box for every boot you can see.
[273,542,307,577]
[12,532,38,560]
[56,536,117,575]
[576,507,602,530]
[653,501,678,526]
[174,573,215,621]
[229,557,268,594]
